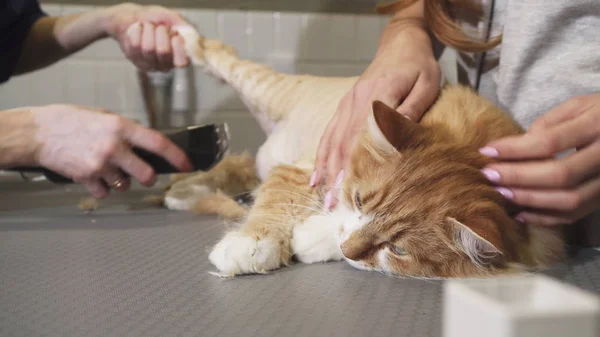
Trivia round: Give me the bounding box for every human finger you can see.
[394,70,439,122]
[122,122,192,173]
[529,95,596,133]
[83,180,110,199]
[324,169,345,210]
[101,166,131,192]
[109,144,157,187]
[141,22,158,69]
[481,113,597,160]
[313,98,348,187]
[155,25,173,71]
[171,35,188,67]
[483,141,600,189]
[324,94,360,189]
[515,211,578,226]
[126,22,143,50]
[124,22,146,66]
[494,173,600,213]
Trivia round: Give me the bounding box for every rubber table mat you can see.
[1,176,599,337]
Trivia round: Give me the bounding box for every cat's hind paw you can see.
[208,231,283,276]
[164,184,212,211]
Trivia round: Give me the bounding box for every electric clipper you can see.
[10,123,230,184]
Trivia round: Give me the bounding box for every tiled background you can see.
[40,0,384,14]
[0,3,457,154]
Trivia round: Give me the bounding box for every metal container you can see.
[138,70,174,129]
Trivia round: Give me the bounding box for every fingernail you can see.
[495,187,514,199]
[479,146,499,157]
[309,171,318,187]
[335,170,345,188]
[324,191,333,210]
[481,168,501,183]
[515,216,526,224]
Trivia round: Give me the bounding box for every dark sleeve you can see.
[0,0,48,84]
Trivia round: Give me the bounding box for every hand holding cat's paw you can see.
[208,231,283,276]
[102,3,190,71]
[479,93,600,226]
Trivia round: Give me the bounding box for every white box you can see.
[444,275,600,337]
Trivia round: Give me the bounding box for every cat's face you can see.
[335,101,521,278]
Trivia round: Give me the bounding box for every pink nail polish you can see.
[309,172,318,187]
[481,168,501,183]
[324,191,333,210]
[479,146,499,157]
[495,187,514,199]
[335,170,345,188]
[515,216,525,224]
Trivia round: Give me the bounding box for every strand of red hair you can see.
[376,0,502,53]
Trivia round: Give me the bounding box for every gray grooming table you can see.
[1,175,599,337]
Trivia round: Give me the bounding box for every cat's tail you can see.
[172,24,305,122]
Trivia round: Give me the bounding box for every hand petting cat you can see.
[480,93,600,226]
[313,21,441,210]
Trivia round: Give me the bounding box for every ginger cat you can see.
[163,25,565,278]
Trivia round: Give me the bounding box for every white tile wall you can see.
[0,3,456,154]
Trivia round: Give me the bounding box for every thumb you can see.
[395,74,439,122]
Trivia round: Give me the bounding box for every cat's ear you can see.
[447,217,505,268]
[367,100,427,153]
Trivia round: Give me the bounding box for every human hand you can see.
[313,25,441,209]
[479,94,600,226]
[101,3,190,71]
[31,104,192,198]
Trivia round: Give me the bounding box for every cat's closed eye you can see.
[354,190,362,210]
[390,245,408,256]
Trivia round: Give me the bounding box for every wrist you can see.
[54,8,109,52]
[0,109,40,168]
[97,5,118,39]
[373,23,434,65]
[378,20,430,52]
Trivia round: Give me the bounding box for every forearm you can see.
[0,109,39,168]
[14,9,110,75]
[376,0,435,56]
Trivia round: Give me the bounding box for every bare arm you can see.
[314,0,443,203]
[14,3,190,76]
[0,109,38,168]
[378,0,427,47]
[13,9,110,75]
[375,0,439,64]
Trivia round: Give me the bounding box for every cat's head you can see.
[336,100,525,278]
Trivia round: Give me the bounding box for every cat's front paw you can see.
[208,231,283,277]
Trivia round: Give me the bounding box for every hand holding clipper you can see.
[6,104,229,198]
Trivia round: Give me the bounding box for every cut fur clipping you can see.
[78,197,99,213]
